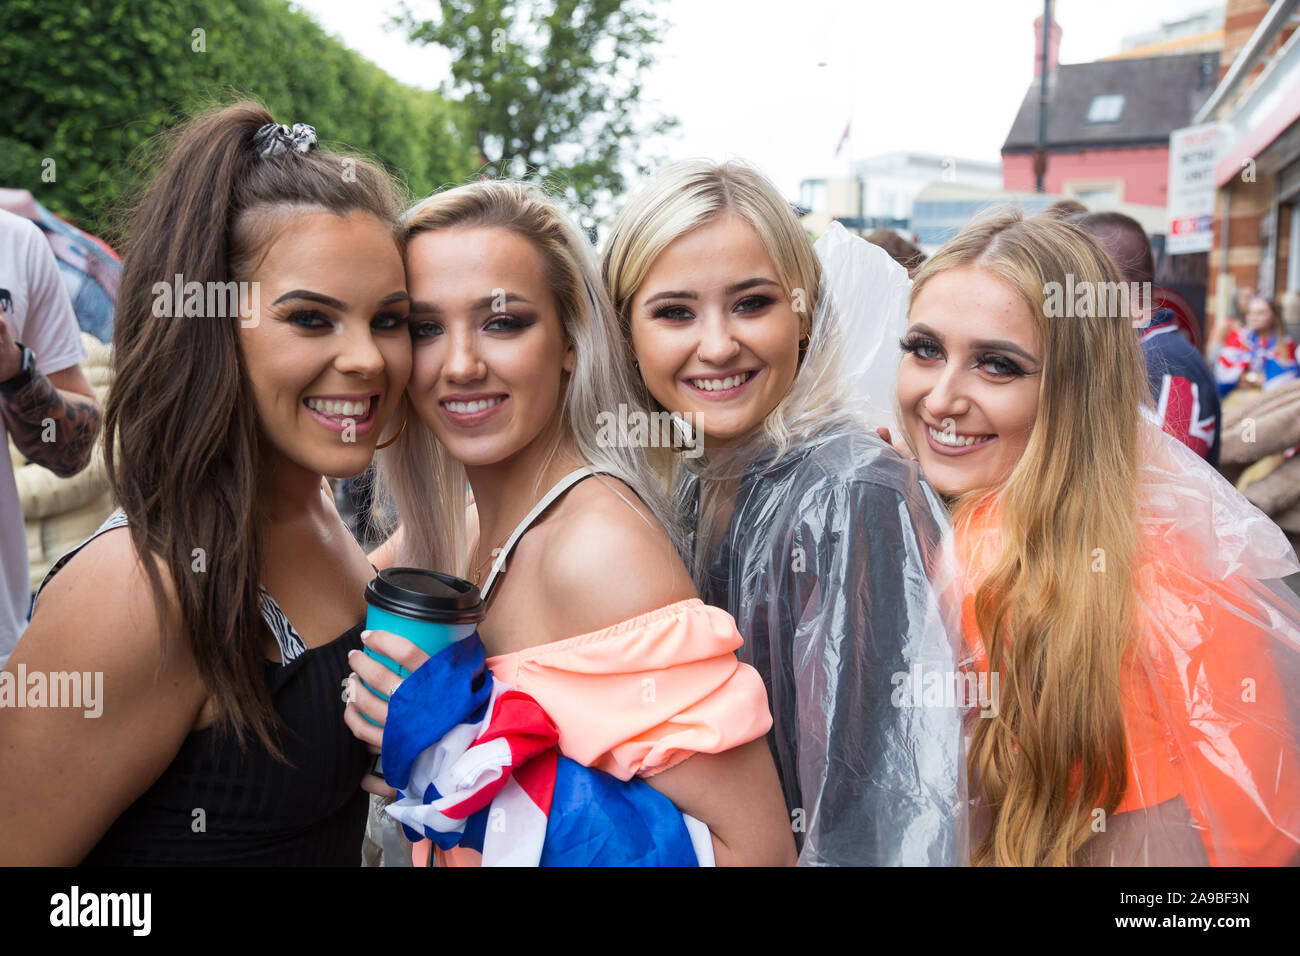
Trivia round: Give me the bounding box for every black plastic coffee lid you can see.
[364,567,484,624]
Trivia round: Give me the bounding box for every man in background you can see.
[865,229,926,278]
[0,208,102,667]
[1075,211,1221,468]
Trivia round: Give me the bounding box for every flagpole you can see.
[847,119,855,234]
[848,88,863,235]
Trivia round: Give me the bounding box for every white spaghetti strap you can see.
[480,466,607,603]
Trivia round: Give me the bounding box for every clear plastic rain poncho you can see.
[675,224,972,865]
[956,411,1300,866]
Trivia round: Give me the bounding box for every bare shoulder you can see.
[536,476,696,634]
[1,527,206,863]
[27,526,199,693]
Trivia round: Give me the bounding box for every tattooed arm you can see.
[0,340,102,478]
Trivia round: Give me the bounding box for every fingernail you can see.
[347,649,357,660]
[360,630,371,643]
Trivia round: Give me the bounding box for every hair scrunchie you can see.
[252,122,318,158]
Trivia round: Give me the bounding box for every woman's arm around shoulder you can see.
[0,530,208,864]
[539,484,795,866]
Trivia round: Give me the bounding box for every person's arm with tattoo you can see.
[0,318,101,479]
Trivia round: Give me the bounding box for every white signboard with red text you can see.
[1167,123,1223,255]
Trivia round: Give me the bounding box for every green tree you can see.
[396,0,677,219]
[0,0,479,239]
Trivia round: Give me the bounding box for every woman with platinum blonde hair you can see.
[345,180,793,866]
[602,159,970,866]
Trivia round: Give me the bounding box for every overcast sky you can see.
[291,0,1218,196]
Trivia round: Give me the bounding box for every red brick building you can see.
[1200,0,1300,334]
[1002,17,1219,208]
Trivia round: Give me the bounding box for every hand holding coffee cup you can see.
[342,631,426,749]
[344,568,485,779]
[359,569,484,717]
[344,632,429,800]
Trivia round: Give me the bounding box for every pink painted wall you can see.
[1002,145,1171,207]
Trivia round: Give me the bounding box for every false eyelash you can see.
[976,354,1028,377]
[485,315,535,332]
[899,334,939,355]
[288,309,331,329]
[735,295,775,312]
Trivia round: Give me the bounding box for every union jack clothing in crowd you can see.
[1215,327,1300,397]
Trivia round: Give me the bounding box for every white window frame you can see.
[1087,93,1126,123]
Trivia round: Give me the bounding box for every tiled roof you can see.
[1003,51,1220,150]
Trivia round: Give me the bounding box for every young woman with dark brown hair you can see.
[0,101,413,864]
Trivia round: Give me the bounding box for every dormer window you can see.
[1087,93,1126,123]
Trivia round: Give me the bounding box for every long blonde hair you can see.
[601,160,890,581]
[374,180,681,576]
[601,159,854,469]
[910,210,1149,866]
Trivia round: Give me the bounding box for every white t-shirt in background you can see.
[0,208,90,667]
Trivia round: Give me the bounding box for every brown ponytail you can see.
[106,99,405,758]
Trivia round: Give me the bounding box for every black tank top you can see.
[37,511,371,865]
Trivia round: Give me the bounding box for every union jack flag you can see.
[380,635,711,866]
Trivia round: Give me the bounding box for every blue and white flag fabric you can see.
[380,634,713,866]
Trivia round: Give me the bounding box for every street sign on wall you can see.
[1167,123,1223,254]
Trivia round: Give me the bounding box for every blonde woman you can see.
[601,159,969,866]
[897,209,1300,866]
[344,181,794,866]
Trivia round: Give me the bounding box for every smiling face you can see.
[404,225,573,469]
[237,210,411,480]
[897,265,1043,498]
[1245,296,1277,336]
[627,214,804,448]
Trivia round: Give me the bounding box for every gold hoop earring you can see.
[374,399,409,450]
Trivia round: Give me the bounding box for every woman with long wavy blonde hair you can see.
[897,209,1300,866]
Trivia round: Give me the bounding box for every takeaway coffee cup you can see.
[360,567,484,727]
